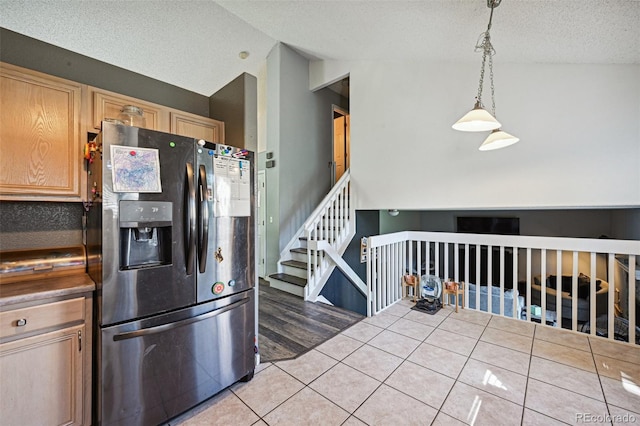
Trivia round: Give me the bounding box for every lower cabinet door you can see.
[1,324,84,426]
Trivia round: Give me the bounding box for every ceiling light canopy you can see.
[452,0,519,151]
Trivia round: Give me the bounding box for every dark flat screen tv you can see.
[456,216,520,235]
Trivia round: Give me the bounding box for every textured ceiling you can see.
[1,0,639,96]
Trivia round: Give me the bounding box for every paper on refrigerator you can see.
[213,156,250,217]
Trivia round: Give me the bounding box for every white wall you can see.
[344,61,639,210]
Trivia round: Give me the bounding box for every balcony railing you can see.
[366,231,640,346]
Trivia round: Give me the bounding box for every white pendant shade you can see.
[452,106,501,132]
[478,129,520,151]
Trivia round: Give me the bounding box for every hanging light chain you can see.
[475,0,498,114]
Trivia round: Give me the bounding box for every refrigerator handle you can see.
[186,162,196,275]
[198,165,209,273]
[112,297,250,341]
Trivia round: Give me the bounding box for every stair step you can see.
[281,260,312,271]
[269,273,307,287]
[291,247,308,255]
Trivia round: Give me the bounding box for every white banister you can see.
[366,231,640,346]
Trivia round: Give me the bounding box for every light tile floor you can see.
[170,298,640,425]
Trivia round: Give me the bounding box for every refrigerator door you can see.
[196,146,255,303]
[98,290,255,426]
[90,123,197,326]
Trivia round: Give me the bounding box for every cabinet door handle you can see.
[78,330,82,352]
[16,318,27,327]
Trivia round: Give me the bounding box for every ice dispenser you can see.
[119,200,172,269]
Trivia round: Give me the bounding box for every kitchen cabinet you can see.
[170,110,225,143]
[0,294,92,425]
[89,86,169,132]
[0,63,83,201]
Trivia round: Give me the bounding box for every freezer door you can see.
[98,291,255,426]
[93,123,197,325]
[196,147,256,302]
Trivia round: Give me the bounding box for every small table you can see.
[442,281,464,313]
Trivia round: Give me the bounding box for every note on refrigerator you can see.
[213,156,250,217]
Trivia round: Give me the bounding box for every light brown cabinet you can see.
[0,63,83,201]
[170,110,225,143]
[0,294,91,425]
[88,86,169,132]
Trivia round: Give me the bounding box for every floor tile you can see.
[275,349,337,384]
[451,307,492,326]
[341,321,384,343]
[255,362,271,375]
[362,311,400,328]
[383,301,413,317]
[308,363,380,413]
[431,412,468,425]
[262,387,349,426]
[608,404,640,424]
[387,317,435,341]
[353,384,438,425]
[529,356,604,401]
[230,365,304,417]
[342,416,368,426]
[480,326,533,354]
[534,325,591,352]
[532,339,596,373]
[439,317,486,339]
[176,390,259,426]
[408,342,468,379]
[403,309,446,327]
[488,315,535,337]
[384,360,455,409]
[252,421,267,426]
[470,341,531,376]
[525,378,609,425]
[315,333,363,361]
[457,358,527,404]
[593,354,640,381]
[589,336,640,365]
[521,408,566,425]
[367,329,421,358]
[426,327,479,357]
[440,381,523,426]
[342,344,404,382]
[599,375,640,414]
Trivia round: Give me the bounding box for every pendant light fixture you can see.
[452,0,519,150]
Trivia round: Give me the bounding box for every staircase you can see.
[269,170,363,301]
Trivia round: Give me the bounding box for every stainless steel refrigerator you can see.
[86,122,256,426]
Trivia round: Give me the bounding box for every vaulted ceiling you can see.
[1,0,638,96]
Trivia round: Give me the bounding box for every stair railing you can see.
[303,170,355,300]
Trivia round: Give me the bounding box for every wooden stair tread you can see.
[269,273,307,287]
[281,259,312,270]
[291,247,308,254]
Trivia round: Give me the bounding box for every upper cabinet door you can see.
[0,63,83,200]
[170,110,225,143]
[89,87,169,132]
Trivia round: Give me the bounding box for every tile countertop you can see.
[0,272,95,308]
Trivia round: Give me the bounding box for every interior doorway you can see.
[332,106,350,186]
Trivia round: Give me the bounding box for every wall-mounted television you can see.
[456,216,520,235]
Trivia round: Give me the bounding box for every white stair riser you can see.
[270,279,305,297]
[282,265,307,279]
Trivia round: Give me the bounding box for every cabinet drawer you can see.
[0,298,84,339]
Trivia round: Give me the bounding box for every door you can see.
[92,123,196,326]
[332,106,350,186]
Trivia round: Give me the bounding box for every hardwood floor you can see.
[258,283,364,362]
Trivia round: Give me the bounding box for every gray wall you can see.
[264,43,346,276]
[209,73,258,152]
[379,209,639,240]
[0,28,210,116]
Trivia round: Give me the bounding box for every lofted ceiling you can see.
[1,0,638,96]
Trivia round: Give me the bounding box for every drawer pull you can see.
[16,318,27,327]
